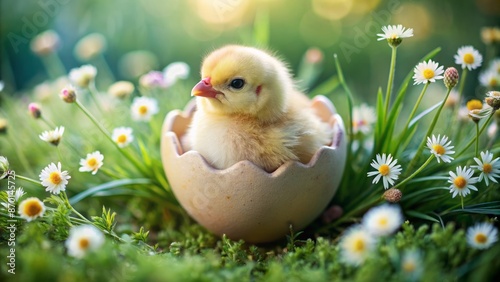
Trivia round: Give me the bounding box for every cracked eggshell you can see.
[160,95,346,243]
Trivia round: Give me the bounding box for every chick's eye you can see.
[230,79,245,89]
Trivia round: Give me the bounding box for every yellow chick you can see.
[185,45,331,172]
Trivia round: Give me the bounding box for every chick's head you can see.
[192,45,293,122]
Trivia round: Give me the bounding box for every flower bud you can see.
[305,48,324,64]
[69,65,97,88]
[139,71,166,89]
[60,86,77,103]
[108,81,134,99]
[485,91,500,111]
[28,103,42,119]
[30,30,60,56]
[469,109,482,123]
[74,33,107,61]
[383,188,402,203]
[481,27,499,45]
[0,118,7,134]
[443,67,459,89]
[0,156,9,180]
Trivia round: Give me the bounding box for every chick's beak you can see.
[191,78,221,98]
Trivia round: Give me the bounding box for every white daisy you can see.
[18,197,46,222]
[69,65,97,88]
[131,96,159,122]
[14,187,26,202]
[352,104,377,135]
[112,127,134,148]
[426,134,455,163]
[65,224,105,258]
[79,151,104,175]
[448,166,478,198]
[108,81,134,99]
[472,151,500,186]
[401,249,423,280]
[377,24,414,41]
[367,153,402,189]
[163,62,190,86]
[454,46,483,70]
[39,126,65,146]
[412,59,444,85]
[0,156,8,180]
[39,162,71,194]
[466,222,498,250]
[479,69,500,88]
[340,225,376,266]
[488,58,500,74]
[362,204,403,236]
[2,187,26,210]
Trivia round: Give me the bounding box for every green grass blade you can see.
[406,210,440,223]
[70,178,153,205]
[308,76,339,97]
[409,101,443,128]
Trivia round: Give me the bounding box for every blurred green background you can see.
[0,0,499,102]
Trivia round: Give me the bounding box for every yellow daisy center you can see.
[79,237,90,249]
[463,53,475,64]
[378,217,388,227]
[432,144,445,155]
[117,134,127,144]
[353,238,365,252]
[23,200,43,217]
[483,163,492,174]
[378,164,390,176]
[49,172,62,185]
[87,158,97,167]
[490,78,498,87]
[138,105,148,115]
[423,69,435,79]
[454,176,467,189]
[402,261,416,273]
[466,99,483,111]
[475,233,487,244]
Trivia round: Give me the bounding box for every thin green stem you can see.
[384,46,398,120]
[456,68,468,107]
[456,111,495,157]
[41,116,57,128]
[16,174,43,186]
[76,99,111,137]
[56,146,64,163]
[75,99,149,176]
[7,133,34,176]
[393,154,435,190]
[333,54,354,185]
[99,167,124,179]
[406,88,452,173]
[88,82,104,114]
[399,83,430,143]
[95,54,116,85]
[475,122,480,158]
[41,53,66,79]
